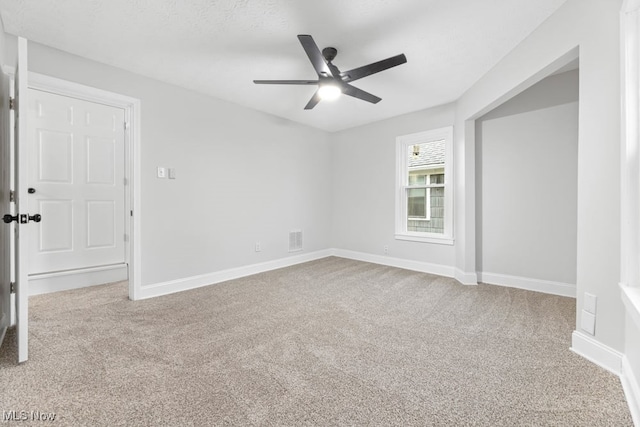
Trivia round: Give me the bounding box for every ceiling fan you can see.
[253,35,407,110]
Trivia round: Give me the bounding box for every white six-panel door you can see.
[27,89,125,275]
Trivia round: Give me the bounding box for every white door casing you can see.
[27,89,126,275]
[15,37,29,363]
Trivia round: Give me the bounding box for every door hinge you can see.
[10,282,15,294]
[124,122,130,130]
[9,190,15,202]
[124,234,128,242]
[9,97,14,110]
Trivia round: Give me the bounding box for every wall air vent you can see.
[289,230,303,252]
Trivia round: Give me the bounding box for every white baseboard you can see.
[571,330,622,376]
[621,356,640,427]
[138,249,333,300]
[140,248,460,301]
[29,264,128,296]
[137,249,575,303]
[331,249,455,278]
[147,249,589,302]
[478,271,576,297]
[455,268,478,286]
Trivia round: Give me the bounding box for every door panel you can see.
[28,89,125,275]
[86,137,116,184]
[85,109,116,130]
[86,200,116,248]
[35,97,74,124]
[38,200,73,252]
[36,129,73,182]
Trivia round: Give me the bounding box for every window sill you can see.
[395,233,454,245]
[621,283,640,331]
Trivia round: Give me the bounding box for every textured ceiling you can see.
[0,0,569,132]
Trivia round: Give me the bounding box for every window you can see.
[395,127,453,244]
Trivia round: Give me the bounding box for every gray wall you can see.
[17,40,332,286]
[331,104,455,267]
[476,70,578,284]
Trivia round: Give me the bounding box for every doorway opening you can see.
[26,72,140,301]
[474,57,579,297]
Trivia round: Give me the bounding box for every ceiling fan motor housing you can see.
[322,47,338,62]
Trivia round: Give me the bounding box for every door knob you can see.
[4,213,41,224]
[2,214,18,224]
[28,188,36,194]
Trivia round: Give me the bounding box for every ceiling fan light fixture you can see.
[253,35,407,109]
[318,84,342,101]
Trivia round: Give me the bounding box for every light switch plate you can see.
[584,293,597,314]
[157,167,166,178]
[168,168,176,179]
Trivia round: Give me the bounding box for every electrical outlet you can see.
[584,293,597,314]
[383,245,388,255]
[157,167,166,178]
[581,310,596,335]
[255,242,261,252]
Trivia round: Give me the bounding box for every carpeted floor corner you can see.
[0,257,633,426]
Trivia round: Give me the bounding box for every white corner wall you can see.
[457,0,624,352]
[621,1,640,423]
[476,70,578,295]
[18,40,333,289]
[330,103,456,273]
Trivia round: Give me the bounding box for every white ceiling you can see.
[0,0,569,132]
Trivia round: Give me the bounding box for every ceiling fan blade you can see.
[304,90,322,110]
[341,54,407,83]
[253,79,318,85]
[297,35,332,77]
[342,84,382,104]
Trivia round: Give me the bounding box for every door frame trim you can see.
[24,71,142,301]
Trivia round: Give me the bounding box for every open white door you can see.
[0,55,11,345]
[14,37,30,363]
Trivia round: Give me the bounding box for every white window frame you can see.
[395,126,453,245]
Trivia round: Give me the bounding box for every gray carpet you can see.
[0,257,633,426]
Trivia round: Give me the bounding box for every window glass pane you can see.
[407,188,426,218]
[406,141,445,231]
[428,187,445,234]
[430,173,444,185]
[409,174,426,185]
